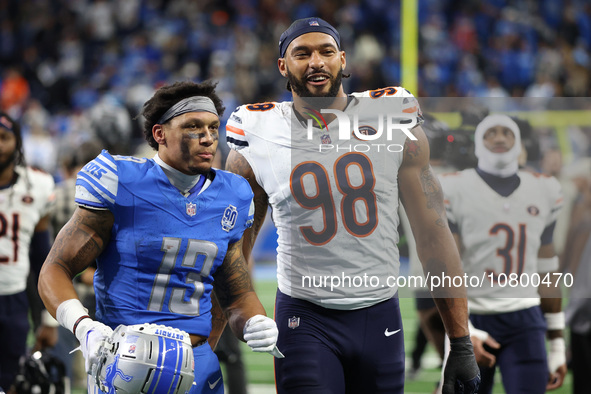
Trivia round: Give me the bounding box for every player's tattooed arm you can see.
[400,130,448,228]
[399,126,470,338]
[401,134,447,227]
[419,164,447,228]
[38,207,114,316]
[213,238,265,340]
[216,149,270,340]
[403,137,422,161]
[213,238,255,308]
[209,236,255,347]
[208,292,226,349]
[46,207,113,279]
[225,150,269,263]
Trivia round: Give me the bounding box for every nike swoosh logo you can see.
[384,328,401,337]
[208,376,222,390]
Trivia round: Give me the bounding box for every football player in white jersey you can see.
[440,114,567,393]
[225,17,479,394]
[0,112,57,391]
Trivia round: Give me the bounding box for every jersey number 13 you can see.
[148,237,217,316]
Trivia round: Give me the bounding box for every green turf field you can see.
[236,277,574,394]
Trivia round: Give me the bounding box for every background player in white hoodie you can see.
[440,114,567,393]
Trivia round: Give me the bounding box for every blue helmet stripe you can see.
[147,336,182,394]
[148,336,165,393]
[168,339,182,393]
[157,338,181,393]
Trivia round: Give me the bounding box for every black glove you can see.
[443,335,481,394]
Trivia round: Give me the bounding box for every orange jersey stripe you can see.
[226,124,245,136]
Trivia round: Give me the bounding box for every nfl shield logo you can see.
[186,202,197,216]
[221,205,238,232]
[128,344,136,354]
[288,316,300,329]
[321,133,331,144]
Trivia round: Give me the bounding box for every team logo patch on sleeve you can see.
[527,205,540,216]
[222,205,238,232]
[22,195,34,204]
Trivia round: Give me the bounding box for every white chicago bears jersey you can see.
[440,169,563,314]
[227,87,422,309]
[0,166,55,295]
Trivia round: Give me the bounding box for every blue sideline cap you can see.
[279,17,341,58]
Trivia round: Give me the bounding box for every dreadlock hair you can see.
[0,111,25,167]
[141,80,225,151]
[0,112,32,202]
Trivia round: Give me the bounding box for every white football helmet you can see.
[94,323,195,394]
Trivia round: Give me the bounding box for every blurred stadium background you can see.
[3,0,590,393]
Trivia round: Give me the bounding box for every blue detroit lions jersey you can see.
[75,150,254,337]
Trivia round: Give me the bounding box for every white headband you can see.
[474,114,521,177]
[158,96,218,124]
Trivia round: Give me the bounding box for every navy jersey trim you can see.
[227,136,249,147]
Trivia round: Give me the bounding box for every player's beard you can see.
[0,150,17,173]
[287,67,343,106]
[187,166,209,175]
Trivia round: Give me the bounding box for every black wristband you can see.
[450,335,474,353]
[73,315,91,336]
[449,335,471,345]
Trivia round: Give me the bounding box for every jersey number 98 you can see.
[290,153,378,245]
[246,103,275,111]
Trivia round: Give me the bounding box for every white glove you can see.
[547,337,566,373]
[468,319,489,342]
[243,315,284,358]
[75,319,114,374]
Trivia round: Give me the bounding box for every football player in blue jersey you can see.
[38,81,281,394]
